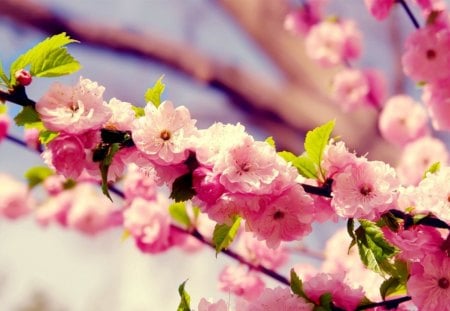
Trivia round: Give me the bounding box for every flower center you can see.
[359,184,373,196]
[273,210,284,220]
[160,129,171,141]
[438,277,449,289]
[426,49,437,60]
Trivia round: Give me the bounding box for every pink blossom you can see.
[195,122,249,167]
[422,78,450,130]
[14,69,32,86]
[382,225,443,261]
[332,159,399,220]
[322,140,359,179]
[312,195,338,223]
[35,190,73,226]
[402,25,450,83]
[192,167,225,205]
[0,174,33,219]
[407,252,450,311]
[214,138,281,195]
[364,68,387,109]
[303,272,365,311]
[244,185,314,248]
[36,77,112,134]
[245,287,313,311]
[218,265,265,300]
[123,195,172,253]
[305,19,362,67]
[122,163,157,202]
[378,95,429,146]
[284,6,321,35]
[66,183,117,235]
[396,136,448,185]
[292,263,319,282]
[198,298,228,311]
[43,134,86,179]
[364,0,395,20]
[414,166,450,223]
[104,97,135,131]
[198,192,252,225]
[237,231,288,269]
[132,101,197,165]
[0,114,10,142]
[43,174,66,196]
[24,128,40,150]
[331,69,369,112]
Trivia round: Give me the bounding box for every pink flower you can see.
[332,159,399,220]
[407,253,450,311]
[132,101,197,165]
[364,69,387,109]
[36,77,112,134]
[378,95,429,147]
[245,185,314,248]
[245,287,313,311]
[218,265,265,300]
[66,183,116,235]
[237,231,289,269]
[414,166,450,223]
[0,174,33,219]
[284,6,321,35]
[402,25,450,83]
[0,114,10,142]
[364,0,395,20]
[305,19,362,67]
[303,272,365,311]
[122,164,157,202]
[43,174,66,196]
[396,136,448,185]
[35,190,73,226]
[192,167,225,205]
[331,69,369,112]
[322,140,359,179]
[198,298,228,311]
[423,78,450,130]
[123,195,172,253]
[24,128,40,150]
[196,192,251,225]
[214,137,281,195]
[104,98,136,131]
[382,225,443,261]
[44,134,86,179]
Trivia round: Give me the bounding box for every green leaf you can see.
[39,130,59,144]
[144,75,165,107]
[290,269,310,301]
[212,216,241,255]
[100,143,121,201]
[304,120,335,177]
[423,162,440,179]
[278,151,318,179]
[169,172,196,202]
[24,166,54,188]
[131,105,145,117]
[0,60,9,84]
[347,218,357,254]
[318,292,333,310]
[0,103,7,115]
[10,33,80,85]
[355,220,399,276]
[379,277,407,300]
[14,106,41,126]
[177,280,191,311]
[169,202,191,228]
[265,136,275,148]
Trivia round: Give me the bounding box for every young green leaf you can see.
[131,105,145,117]
[177,280,191,311]
[212,216,241,256]
[10,33,80,85]
[169,172,196,202]
[100,143,121,201]
[423,161,440,179]
[24,166,54,188]
[0,60,9,85]
[14,106,41,126]
[318,292,333,309]
[379,277,407,300]
[169,202,191,228]
[290,269,309,301]
[39,130,60,144]
[0,103,7,115]
[265,136,276,148]
[144,75,165,107]
[355,220,399,276]
[278,151,318,179]
[304,120,335,177]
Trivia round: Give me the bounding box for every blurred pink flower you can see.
[218,265,265,300]
[0,173,33,219]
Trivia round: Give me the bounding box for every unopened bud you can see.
[14,69,32,86]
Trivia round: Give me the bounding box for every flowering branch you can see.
[397,0,420,29]
[0,86,36,108]
[356,295,412,310]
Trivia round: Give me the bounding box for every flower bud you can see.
[14,69,32,86]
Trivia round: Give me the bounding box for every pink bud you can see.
[0,114,10,142]
[14,69,32,86]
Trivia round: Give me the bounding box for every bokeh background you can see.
[0,0,443,310]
